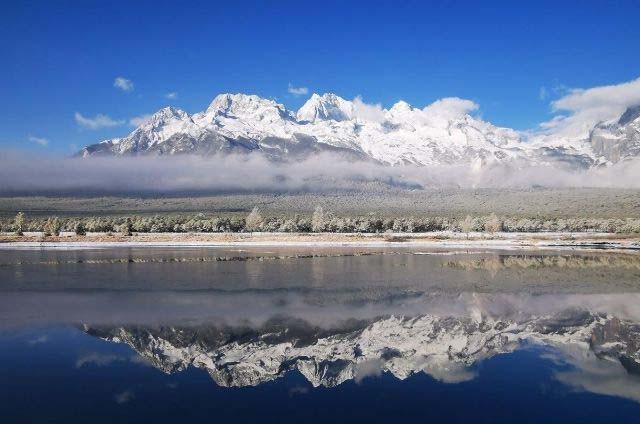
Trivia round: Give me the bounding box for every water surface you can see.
[1,247,639,423]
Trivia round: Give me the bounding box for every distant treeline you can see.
[4,207,640,235]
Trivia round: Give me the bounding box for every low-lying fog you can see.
[1,151,640,194]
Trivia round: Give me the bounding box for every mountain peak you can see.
[152,106,188,120]
[134,106,190,131]
[207,93,273,112]
[205,93,292,121]
[297,93,353,122]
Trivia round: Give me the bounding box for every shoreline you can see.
[1,231,639,251]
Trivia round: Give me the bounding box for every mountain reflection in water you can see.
[1,247,640,423]
[80,293,640,401]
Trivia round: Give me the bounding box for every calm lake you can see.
[1,246,640,423]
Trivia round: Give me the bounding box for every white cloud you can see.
[348,96,478,125]
[351,96,386,123]
[165,92,178,99]
[539,86,548,100]
[114,390,134,404]
[113,76,134,92]
[288,83,309,96]
[551,343,640,403]
[540,77,640,139]
[76,352,145,368]
[27,335,49,345]
[129,114,153,127]
[288,386,309,397]
[354,359,384,383]
[412,97,479,128]
[422,97,478,120]
[28,135,49,147]
[76,353,124,368]
[75,112,124,130]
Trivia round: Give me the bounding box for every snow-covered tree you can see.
[484,213,502,233]
[279,219,298,232]
[460,215,474,239]
[245,207,263,232]
[43,216,62,236]
[14,212,25,236]
[311,206,325,232]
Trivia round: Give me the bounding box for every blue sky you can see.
[2,0,640,154]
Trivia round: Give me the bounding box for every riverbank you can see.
[1,231,639,251]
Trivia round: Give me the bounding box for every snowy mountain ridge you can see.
[78,92,640,168]
[85,309,640,389]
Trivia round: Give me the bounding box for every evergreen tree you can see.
[74,221,86,236]
[121,218,133,236]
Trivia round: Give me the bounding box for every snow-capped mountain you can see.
[297,93,355,122]
[78,92,640,168]
[84,309,640,390]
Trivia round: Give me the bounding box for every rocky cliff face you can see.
[589,105,640,164]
